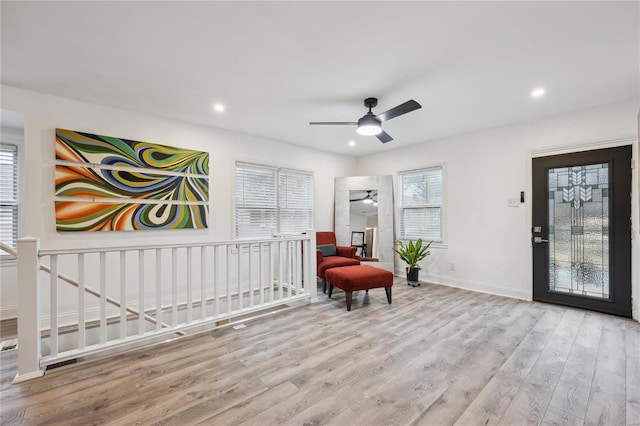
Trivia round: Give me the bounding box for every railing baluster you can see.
[187,247,193,323]
[172,247,178,327]
[138,250,145,335]
[302,240,307,294]
[293,241,299,295]
[50,255,58,357]
[248,244,254,308]
[299,241,303,293]
[278,241,284,301]
[293,241,297,295]
[288,241,293,298]
[288,242,292,296]
[100,252,107,344]
[213,245,219,318]
[237,244,243,311]
[226,245,231,313]
[155,249,162,331]
[78,253,85,350]
[259,243,264,305]
[269,242,274,303]
[119,251,126,339]
[200,246,206,321]
[291,241,297,297]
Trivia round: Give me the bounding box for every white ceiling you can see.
[1,1,638,157]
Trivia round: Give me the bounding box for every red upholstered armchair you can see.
[316,231,360,293]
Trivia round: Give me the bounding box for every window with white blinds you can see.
[399,166,443,243]
[0,144,18,259]
[278,169,313,235]
[235,162,313,238]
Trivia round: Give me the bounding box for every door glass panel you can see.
[547,164,609,299]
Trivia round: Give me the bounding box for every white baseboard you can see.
[0,305,17,320]
[12,369,45,383]
[403,273,532,301]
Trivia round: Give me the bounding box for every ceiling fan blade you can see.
[309,121,358,125]
[376,100,422,123]
[376,130,393,143]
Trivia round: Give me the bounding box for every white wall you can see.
[0,121,24,319]
[0,85,357,319]
[357,100,639,320]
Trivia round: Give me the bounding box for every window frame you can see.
[0,143,18,261]
[235,161,313,239]
[398,164,447,247]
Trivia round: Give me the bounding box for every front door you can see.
[532,146,632,317]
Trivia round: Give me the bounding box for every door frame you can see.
[531,144,632,317]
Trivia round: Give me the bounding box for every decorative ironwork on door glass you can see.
[547,163,609,299]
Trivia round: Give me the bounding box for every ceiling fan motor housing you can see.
[364,97,378,109]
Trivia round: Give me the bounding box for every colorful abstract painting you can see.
[55,129,209,232]
[56,128,208,174]
[55,201,208,232]
[55,165,209,201]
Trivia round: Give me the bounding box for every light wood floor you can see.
[1,279,639,425]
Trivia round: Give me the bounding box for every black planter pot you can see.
[406,267,420,287]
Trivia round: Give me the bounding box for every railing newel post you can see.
[306,229,318,300]
[14,237,44,382]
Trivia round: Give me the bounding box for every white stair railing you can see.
[12,231,317,383]
[1,242,177,333]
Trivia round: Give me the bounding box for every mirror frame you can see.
[335,175,394,272]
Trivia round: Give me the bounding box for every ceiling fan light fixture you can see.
[357,114,382,136]
[362,198,374,204]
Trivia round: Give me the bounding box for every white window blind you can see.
[235,163,313,238]
[399,166,443,243]
[0,144,18,259]
[278,169,313,235]
[235,163,277,239]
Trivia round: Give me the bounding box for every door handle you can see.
[533,237,549,244]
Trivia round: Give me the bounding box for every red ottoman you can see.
[325,265,394,311]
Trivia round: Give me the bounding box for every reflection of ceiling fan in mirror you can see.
[350,190,378,204]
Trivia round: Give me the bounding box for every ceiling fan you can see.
[350,190,377,204]
[310,97,422,143]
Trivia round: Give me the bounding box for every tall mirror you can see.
[348,190,379,259]
[335,176,394,272]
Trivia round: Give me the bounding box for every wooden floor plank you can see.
[496,309,584,425]
[196,381,300,425]
[542,313,603,424]
[0,278,638,426]
[626,325,640,426]
[583,325,628,426]
[454,306,561,426]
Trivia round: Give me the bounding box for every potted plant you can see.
[393,239,432,287]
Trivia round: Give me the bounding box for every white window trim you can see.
[397,163,447,248]
[0,143,18,261]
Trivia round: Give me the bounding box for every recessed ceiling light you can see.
[349,140,356,147]
[531,88,545,98]
[213,103,225,112]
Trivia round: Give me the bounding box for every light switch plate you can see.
[507,199,519,207]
